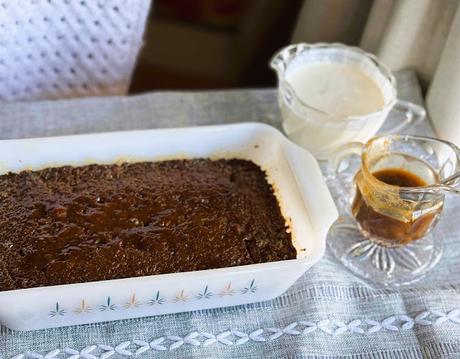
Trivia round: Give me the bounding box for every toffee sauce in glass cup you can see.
[327,134,460,286]
[351,156,442,247]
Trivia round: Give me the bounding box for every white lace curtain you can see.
[292,0,460,146]
[0,0,151,102]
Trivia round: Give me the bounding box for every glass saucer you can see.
[325,163,443,287]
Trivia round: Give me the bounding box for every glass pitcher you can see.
[270,43,426,159]
[327,134,460,286]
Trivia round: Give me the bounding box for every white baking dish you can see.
[0,122,337,331]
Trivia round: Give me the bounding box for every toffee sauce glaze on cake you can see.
[0,159,295,291]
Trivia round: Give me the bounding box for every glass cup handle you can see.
[436,171,460,195]
[384,99,427,134]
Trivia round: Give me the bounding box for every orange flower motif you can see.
[74,299,92,314]
[173,289,189,302]
[124,294,141,309]
[219,282,236,297]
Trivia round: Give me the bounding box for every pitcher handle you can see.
[383,100,426,134]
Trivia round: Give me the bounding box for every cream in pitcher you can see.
[286,63,384,117]
[270,43,426,159]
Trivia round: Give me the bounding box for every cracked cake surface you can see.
[0,159,295,291]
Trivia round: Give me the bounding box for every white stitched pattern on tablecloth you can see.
[9,309,460,359]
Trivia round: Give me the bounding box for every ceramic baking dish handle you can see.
[283,141,338,241]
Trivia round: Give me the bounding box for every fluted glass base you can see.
[325,161,443,287]
[327,217,443,287]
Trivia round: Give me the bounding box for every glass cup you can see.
[270,43,426,159]
[326,134,460,286]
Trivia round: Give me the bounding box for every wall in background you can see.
[130,0,304,92]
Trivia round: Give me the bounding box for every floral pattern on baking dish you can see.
[49,279,258,318]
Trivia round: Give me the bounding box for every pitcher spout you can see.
[269,51,285,77]
[269,44,301,77]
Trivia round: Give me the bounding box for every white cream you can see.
[286,63,385,117]
[278,60,393,159]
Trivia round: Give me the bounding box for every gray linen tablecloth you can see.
[1,70,460,358]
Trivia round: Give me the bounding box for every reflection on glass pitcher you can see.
[270,43,426,159]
